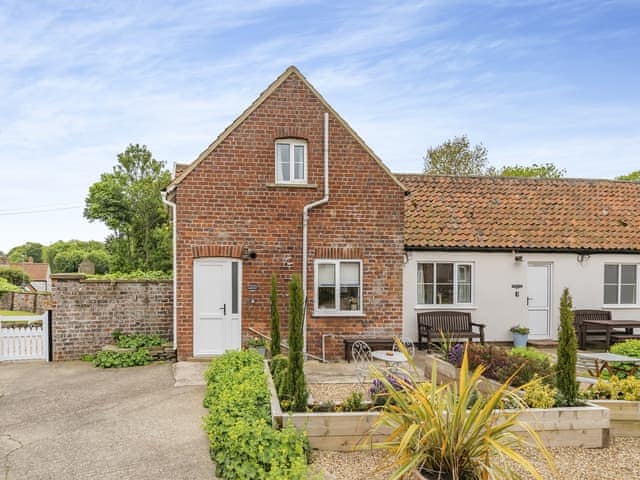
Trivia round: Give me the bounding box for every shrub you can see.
[269,274,281,358]
[94,348,152,368]
[556,288,578,405]
[583,376,640,401]
[283,274,307,411]
[202,350,308,479]
[371,344,556,479]
[522,376,557,409]
[609,340,640,378]
[343,391,364,412]
[116,333,164,349]
[270,354,289,399]
[0,266,29,286]
[0,277,22,293]
[87,270,172,280]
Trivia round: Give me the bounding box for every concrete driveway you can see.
[0,361,213,480]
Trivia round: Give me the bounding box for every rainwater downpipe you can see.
[302,112,330,354]
[161,190,178,350]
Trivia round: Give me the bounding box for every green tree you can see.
[45,240,110,273]
[270,274,281,357]
[498,163,566,178]
[556,288,578,406]
[0,266,30,286]
[424,135,489,176]
[84,144,172,272]
[52,248,86,273]
[7,242,45,263]
[616,170,640,181]
[285,274,307,411]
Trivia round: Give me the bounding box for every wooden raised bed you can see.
[590,400,640,437]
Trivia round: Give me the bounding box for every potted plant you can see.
[510,325,530,348]
[247,336,267,356]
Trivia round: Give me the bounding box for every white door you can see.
[527,263,551,339]
[193,258,241,356]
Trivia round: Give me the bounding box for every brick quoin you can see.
[171,68,405,360]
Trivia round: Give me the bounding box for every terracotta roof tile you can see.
[397,174,640,252]
[7,262,50,281]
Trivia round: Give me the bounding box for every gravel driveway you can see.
[0,361,212,480]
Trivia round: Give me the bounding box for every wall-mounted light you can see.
[512,250,523,263]
[403,252,410,264]
[577,254,590,264]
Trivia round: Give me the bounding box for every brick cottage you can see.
[165,66,406,360]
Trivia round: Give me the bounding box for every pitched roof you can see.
[166,65,405,192]
[8,262,50,282]
[398,174,640,252]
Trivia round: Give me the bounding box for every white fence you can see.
[0,313,49,361]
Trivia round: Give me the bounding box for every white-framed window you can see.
[604,264,638,305]
[314,259,362,315]
[275,139,307,184]
[417,262,473,306]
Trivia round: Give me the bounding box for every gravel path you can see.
[311,437,640,480]
[308,383,369,403]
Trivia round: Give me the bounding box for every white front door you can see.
[527,263,551,339]
[193,258,242,356]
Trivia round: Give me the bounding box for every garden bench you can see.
[417,311,485,350]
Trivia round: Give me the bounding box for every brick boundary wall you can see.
[51,274,173,361]
[0,291,52,313]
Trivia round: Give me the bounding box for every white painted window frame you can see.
[275,138,308,184]
[313,259,363,316]
[416,261,474,308]
[603,263,638,306]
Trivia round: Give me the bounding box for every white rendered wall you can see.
[403,251,640,342]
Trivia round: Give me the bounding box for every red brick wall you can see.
[174,72,404,360]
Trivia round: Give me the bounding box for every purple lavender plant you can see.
[447,343,465,368]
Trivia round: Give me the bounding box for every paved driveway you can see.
[0,361,213,480]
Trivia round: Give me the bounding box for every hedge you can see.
[202,350,308,479]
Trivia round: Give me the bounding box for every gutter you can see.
[302,112,330,353]
[161,190,178,350]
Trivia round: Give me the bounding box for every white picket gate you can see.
[0,313,49,361]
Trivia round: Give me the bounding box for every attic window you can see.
[276,139,307,184]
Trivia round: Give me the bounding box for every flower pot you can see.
[512,332,528,347]
[250,345,266,356]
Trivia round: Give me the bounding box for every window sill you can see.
[602,304,640,309]
[312,311,366,318]
[265,183,317,189]
[414,305,477,310]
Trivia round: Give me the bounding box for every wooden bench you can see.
[343,337,394,362]
[417,311,485,350]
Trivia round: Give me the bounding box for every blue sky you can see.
[1,0,639,252]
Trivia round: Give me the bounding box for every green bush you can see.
[0,277,23,293]
[0,266,29,286]
[94,348,152,368]
[270,354,290,399]
[522,376,557,409]
[202,350,308,479]
[269,274,281,358]
[609,340,640,378]
[282,274,307,411]
[556,288,578,406]
[582,376,640,401]
[116,333,164,349]
[88,270,172,280]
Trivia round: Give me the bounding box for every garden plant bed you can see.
[424,353,611,448]
[101,343,176,362]
[590,400,640,437]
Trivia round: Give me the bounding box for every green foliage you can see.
[94,348,152,368]
[0,266,30,286]
[7,242,45,263]
[371,344,556,479]
[582,376,640,401]
[424,134,489,176]
[115,333,164,349]
[522,376,557,409]
[283,274,307,411]
[0,278,22,292]
[269,274,281,358]
[52,248,86,273]
[556,288,578,405]
[616,170,640,181]
[606,340,640,378]
[498,163,566,178]
[46,240,110,273]
[84,144,172,273]
[202,350,308,479]
[81,354,96,362]
[87,270,172,280]
[270,354,290,400]
[343,391,364,412]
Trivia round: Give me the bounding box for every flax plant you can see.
[369,341,557,480]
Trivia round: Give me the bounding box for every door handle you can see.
[219,304,226,315]
[526,296,533,306]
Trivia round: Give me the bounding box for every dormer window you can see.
[276,139,307,184]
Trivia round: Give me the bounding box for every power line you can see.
[0,204,84,216]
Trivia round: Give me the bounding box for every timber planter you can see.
[590,400,640,437]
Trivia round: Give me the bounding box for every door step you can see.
[527,339,558,348]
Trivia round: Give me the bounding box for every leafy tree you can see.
[556,288,578,406]
[52,248,86,273]
[46,240,110,273]
[270,274,281,357]
[8,242,45,263]
[285,274,307,410]
[0,266,30,286]
[616,170,640,181]
[424,135,489,176]
[498,163,566,178]
[84,144,171,272]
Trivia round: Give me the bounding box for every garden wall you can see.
[0,291,52,313]
[51,274,173,360]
